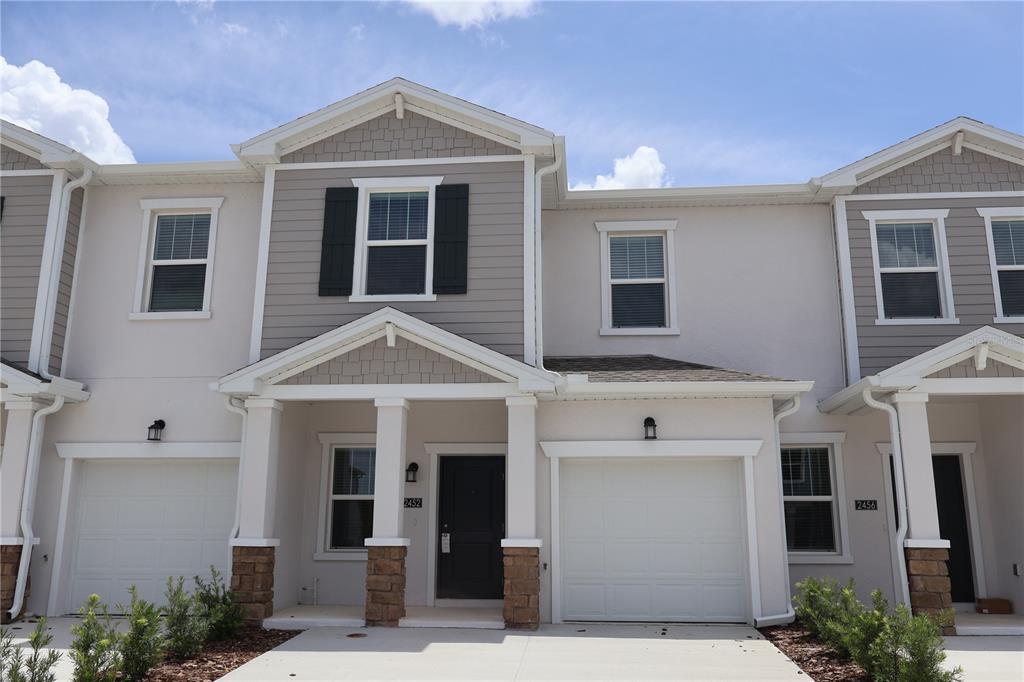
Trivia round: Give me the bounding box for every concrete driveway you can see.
[221,623,804,681]
[943,636,1024,681]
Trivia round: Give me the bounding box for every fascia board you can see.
[557,380,814,399]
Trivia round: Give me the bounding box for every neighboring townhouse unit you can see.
[1,79,1021,635]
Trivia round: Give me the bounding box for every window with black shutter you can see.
[991,218,1024,318]
[608,235,667,328]
[874,222,944,319]
[364,191,429,295]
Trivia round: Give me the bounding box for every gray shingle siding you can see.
[49,186,84,375]
[1,145,46,171]
[261,161,525,360]
[854,147,1024,194]
[280,111,517,163]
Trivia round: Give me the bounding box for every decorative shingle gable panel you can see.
[854,148,1024,194]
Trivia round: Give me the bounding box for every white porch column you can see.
[0,399,43,539]
[236,398,283,540]
[505,396,538,541]
[369,398,408,543]
[894,393,942,541]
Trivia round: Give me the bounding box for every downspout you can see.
[862,388,911,607]
[8,395,66,620]
[533,146,563,368]
[755,395,801,627]
[38,169,93,379]
[222,395,248,540]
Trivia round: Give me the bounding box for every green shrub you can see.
[162,576,207,659]
[793,576,861,656]
[193,566,244,641]
[869,604,962,682]
[1,619,62,682]
[842,589,889,673]
[117,586,164,681]
[70,595,121,682]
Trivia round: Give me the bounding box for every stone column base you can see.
[1,545,27,624]
[231,546,275,623]
[503,547,539,630]
[366,546,406,626]
[905,547,955,635]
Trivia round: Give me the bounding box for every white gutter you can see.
[8,395,66,620]
[772,395,801,622]
[861,388,911,607]
[222,395,248,540]
[38,169,93,379]
[534,144,563,368]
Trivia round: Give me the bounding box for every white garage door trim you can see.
[47,442,240,616]
[541,439,763,625]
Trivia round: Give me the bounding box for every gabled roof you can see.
[234,77,556,165]
[0,120,99,172]
[0,358,90,402]
[545,355,784,382]
[817,117,1024,190]
[820,326,1024,414]
[215,307,558,395]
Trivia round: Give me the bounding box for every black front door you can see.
[932,455,976,603]
[437,456,505,599]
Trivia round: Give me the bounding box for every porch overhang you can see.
[0,359,90,403]
[820,326,1024,414]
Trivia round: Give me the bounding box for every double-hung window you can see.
[864,209,955,324]
[325,446,376,551]
[979,208,1024,321]
[132,198,222,319]
[780,434,850,563]
[350,177,443,301]
[596,220,678,335]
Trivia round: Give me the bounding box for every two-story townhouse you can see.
[1,79,1020,634]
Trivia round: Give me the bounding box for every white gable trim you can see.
[0,120,98,172]
[216,307,558,395]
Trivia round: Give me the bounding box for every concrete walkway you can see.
[221,623,804,681]
[943,636,1024,681]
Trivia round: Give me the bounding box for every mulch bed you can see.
[760,623,870,682]
[143,626,300,682]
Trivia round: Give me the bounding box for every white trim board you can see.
[249,167,276,363]
[539,439,764,459]
[55,442,241,459]
[272,155,525,172]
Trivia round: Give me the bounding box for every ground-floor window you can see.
[781,445,839,553]
[327,446,376,550]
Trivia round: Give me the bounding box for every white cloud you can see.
[221,22,249,35]
[572,146,669,190]
[0,57,136,164]
[403,0,536,29]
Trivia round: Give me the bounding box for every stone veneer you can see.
[502,547,540,630]
[1,544,27,624]
[905,547,956,635]
[366,546,407,626]
[231,546,275,623]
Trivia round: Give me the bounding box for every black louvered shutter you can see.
[433,184,469,294]
[319,187,359,296]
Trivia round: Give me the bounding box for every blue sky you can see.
[1,1,1021,187]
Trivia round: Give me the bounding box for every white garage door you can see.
[560,458,748,622]
[67,459,237,611]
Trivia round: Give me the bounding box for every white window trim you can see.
[315,432,376,561]
[978,207,1024,323]
[595,220,679,336]
[131,197,223,320]
[863,209,957,325]
[349,176,443,302]
[780,432,852,564]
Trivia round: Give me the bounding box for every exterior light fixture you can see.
[405,462,419,483]
[643,417,657,440]
[147,419,166,442]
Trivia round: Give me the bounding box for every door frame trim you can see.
[424,443,507,607]
[878,442,986,600]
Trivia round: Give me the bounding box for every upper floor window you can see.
[863,209,956,325]
[979,207,1024,322]
[780,433,851,564]
[596,220,679,335]
[132,198,222,320]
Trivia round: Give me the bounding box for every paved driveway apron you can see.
[221,623,805,681]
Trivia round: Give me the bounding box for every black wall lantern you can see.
[643,417,657,440]
[405,462,419,483]
[147,419,166,442]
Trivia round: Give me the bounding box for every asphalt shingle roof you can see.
[544,355,783,383]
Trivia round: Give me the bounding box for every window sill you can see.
[874,317,959,326]
[600,327,680,336]
[787,553,854,565]
[348,294,437,303]
[129,311,211,321]
[993,316,1024,324]
[313,551,368,562]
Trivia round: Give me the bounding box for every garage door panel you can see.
[79,498,121,531]
[560,458,748,623]
[114,539,162,570]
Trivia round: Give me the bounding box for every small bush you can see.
[793,576,861,655]
[1,619,62,682]
[117,586,164,681]
[70,595,121,682]
[869,604,962,682]
[194,566,244,641]
[843,589,889,673]
[162,576,207,659]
